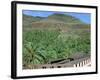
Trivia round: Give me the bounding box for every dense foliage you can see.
[23,29,90,67]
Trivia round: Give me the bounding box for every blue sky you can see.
[23,10,91,24]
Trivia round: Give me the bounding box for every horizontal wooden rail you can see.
[24,56,91,69]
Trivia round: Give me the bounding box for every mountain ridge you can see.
[23,13,84,24]
[23,13,90,30]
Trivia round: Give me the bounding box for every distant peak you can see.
[47,13,82,23]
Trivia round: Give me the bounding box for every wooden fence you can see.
[25,56,91,69]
